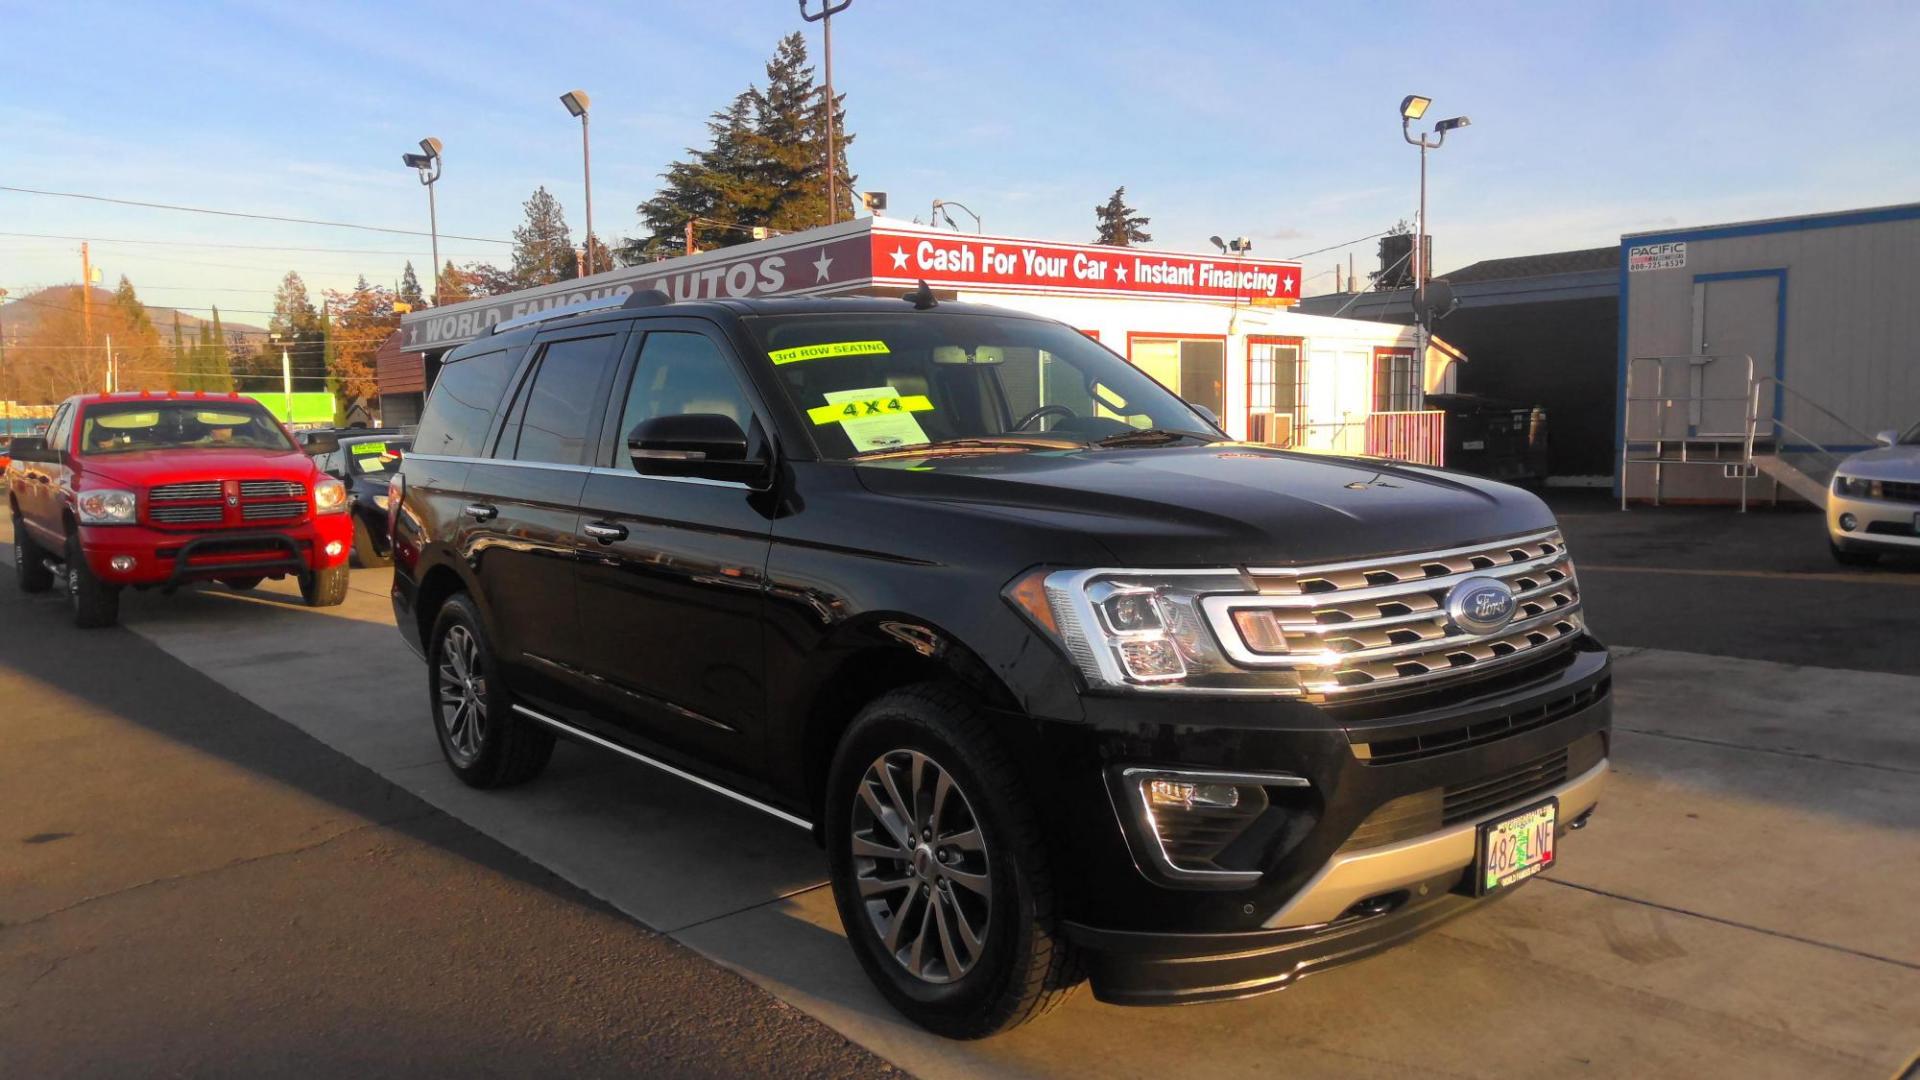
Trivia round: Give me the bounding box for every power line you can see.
[1288,228,1394,262]
[0,184,513,245]
[0,230,497,257]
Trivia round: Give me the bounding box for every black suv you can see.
[390,290,1610,1038]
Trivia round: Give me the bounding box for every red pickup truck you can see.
[6,392,354,628]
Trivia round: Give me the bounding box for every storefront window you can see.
[1372,348,1421,412]
[1129,337,1225,419]
[1248,336,1304,445]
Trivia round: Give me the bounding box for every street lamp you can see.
[1400,95,1469,379]
[560,90,595,275]
[402,137,443,303]
[269,331,293,422]
[799,0,853,225]
[930,199,981,233]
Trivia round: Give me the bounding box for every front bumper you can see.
[1828,491,1920,552]
[1019,638,1612,1005]
[76,516,353,587]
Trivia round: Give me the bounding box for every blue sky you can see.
[3,0,1917,321]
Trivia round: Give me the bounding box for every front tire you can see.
[427,593,554,788]
[298,564,350,606]
[13,516,54,593]
[65,538,120,629]
[825,684,1081,1039]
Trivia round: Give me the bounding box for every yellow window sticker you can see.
[350,441,388,456]
[809,387,933,452]
[767,340,892,366]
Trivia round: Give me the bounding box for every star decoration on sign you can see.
[889,246,910,271]
[1282,274,1294,293]
[812,251,834,282]
[1115,264,1128,283]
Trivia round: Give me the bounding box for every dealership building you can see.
[388,218,1462,460]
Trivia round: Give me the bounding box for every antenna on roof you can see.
[905,280,938,310]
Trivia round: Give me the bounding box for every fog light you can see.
[109,555,136,573]
[324,540,344,557]
[1147,779,1241,811]
[1231,608,1289,654]
[1839,513,1858,532]
[1117,637,1186,681]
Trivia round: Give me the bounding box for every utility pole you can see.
[105,334,115,393]
[80,242,94,350]
[0,286,11,428]
[799,0,853,226]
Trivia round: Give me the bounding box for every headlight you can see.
[1832,475,1878,499]
[372,492,391,511]
[1006,567,1301,693]
[314,477,349,514]
[76,489,138,524]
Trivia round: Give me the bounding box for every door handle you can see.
[582,521,627,544]
[463,503,497,522]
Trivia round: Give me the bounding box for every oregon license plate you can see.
[1476,799,1557,895]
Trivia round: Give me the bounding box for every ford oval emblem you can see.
[1445,577,1516,636]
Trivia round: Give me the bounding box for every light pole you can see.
[0,287,10,428]
[270,331,293,422]
[799,0,853,226]
[930,199,981,233]
[560,90,595,275]
[402,138,444,302]
[1400,95,1469,381]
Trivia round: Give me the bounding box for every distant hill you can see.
[1,285,268,344]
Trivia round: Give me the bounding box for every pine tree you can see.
[510,187,578,287]
[437,260,472,304]
[750,31,854,233]
[171,312,188,387]
[1093,187,1152,246]
[205,307,234,392]
[398,261,425,309]
[270,272,320,338]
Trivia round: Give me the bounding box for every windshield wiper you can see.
[1092,428,1218,448]
[848,436,1079,461]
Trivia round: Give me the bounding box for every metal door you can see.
[1692,275,1778,436]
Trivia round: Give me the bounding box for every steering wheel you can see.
[1012,404,1076,431]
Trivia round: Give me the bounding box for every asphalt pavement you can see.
[3,506,1918,1078]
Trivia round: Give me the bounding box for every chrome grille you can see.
[242,500,305,521]
[1207,530,1583,697]
[149,481,222,502]
[240,479,303,499]
[150,505,224,524]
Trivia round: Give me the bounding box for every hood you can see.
[852,444,1556,566]
[76,447,318,489]
[1836,444,1920,482]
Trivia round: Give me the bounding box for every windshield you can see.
[744,312,1217,460]
[1901,421,1920,446]
[79,401,293,455]
[343,439,409,476]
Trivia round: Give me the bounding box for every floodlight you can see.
[1400,95,1431,120]
[1434,116,1471,133]
[560,90,590,117]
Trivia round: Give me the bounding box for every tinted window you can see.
[499,335,619,465]
[611,332,755,467]
[46,404,73,451]
[79,401,291,454]
[414,349,515,458]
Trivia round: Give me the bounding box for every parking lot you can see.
[3,500,1918,1079]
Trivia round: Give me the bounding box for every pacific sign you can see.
[868,228,1301,303]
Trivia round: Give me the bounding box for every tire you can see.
[426,593,554,788]
[65,538,120,629]
[225,576,265,591]
[1830,540,1878,567]
[12,515,54,594]
[350,516,390,568]
[824,683,1081,1039]
[298,564,350,606]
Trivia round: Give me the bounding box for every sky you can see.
[2,0,1918,323]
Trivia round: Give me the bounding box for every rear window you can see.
[415,349,517,457]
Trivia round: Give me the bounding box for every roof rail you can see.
[489,288,672,336]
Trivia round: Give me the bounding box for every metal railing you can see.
[1365,410,1447,466]
[1743,376,1878,484]
[1619,354,1755,510]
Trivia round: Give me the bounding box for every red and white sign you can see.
[869,227,1301,304]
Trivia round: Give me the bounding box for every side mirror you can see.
[628,413,766,485]
[1191,404,1221,430]
[8,436,50,463]
[1874,429,1899,448]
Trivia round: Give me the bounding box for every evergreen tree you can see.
[270,272,320,338]
[204,307,234,392]
[1093,187,1152,246]
[437,260,472,304]
[628,32,854,256]
[398,261,426,309]
[510,187,578,287]
[170,312,188,386]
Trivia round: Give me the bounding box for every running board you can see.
[1752,453,1831,509]
[510,703,813,831]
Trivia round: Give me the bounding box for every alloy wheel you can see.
[850,749,991,984]
[437,624,486,765]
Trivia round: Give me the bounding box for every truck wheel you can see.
[825,684,1082,1038]
[350,517,390,568]
[65,538,121,629]
[12,516,54,593]
[298,565,350,607]
[1830,540,1878,567]
[427,593,554,788]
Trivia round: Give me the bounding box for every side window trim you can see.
[489,324,629,465]
[596,319,774,471]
